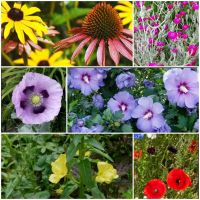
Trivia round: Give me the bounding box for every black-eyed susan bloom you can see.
[115,1,133,30]
[13,49,73,66]
[1,1,48,44]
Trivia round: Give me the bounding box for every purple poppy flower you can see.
[115,72,136,89]
[164,68,199,108]
[69,68,105,96]
[92,94,104,109]
[12,72,63,125]
[107,91,136,121]
[194,119,199,131]
[132,96,165,132]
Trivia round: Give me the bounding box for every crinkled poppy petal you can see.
[71,37,91,61]
[85,38,98,65]
[112,38,132,61]
[108,39,120,66]
[97,39,105,66]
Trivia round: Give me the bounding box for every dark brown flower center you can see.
[176,179,181,184]
[82,3,123,40]
[37,60,50,66]
[8,8,23,21]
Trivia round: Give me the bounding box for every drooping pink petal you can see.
[119,36,132,52]
[3,40,17,53]
[37,37,54,45]
[54,33,87,50]
[28,40,42,51]
[122,29,133,37]
[85,38,98,65]
[112,39,132,61]
[24,42,31,55]
[18,43,24,55]
[108,39,120,66]
[97,39,105,66]
[71,37,91,61]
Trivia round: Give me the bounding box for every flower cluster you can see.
[134,1,199,66]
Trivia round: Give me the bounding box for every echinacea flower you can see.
[54,3,132,66]
[95,162,119,184]
[115,72,135,89]
[108,91,136,121]
[144,179,166,199]
[132,96,166,132]
[13,48,72,66]
[1,1,47,44]
[115,1,133,30]
[163,68,199,109]
[49,154,67,184]
[188,140,198,154]
[167,168,192,191]
[12,72,63,124]
[69,68,105,96]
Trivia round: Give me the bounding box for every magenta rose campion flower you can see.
[164,68,199,109]
[12,72,63,124]
[108,91,136,121]
[132,96,166,132]
[69,68,105,96]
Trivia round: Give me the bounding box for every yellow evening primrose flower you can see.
[95,162,119,184]
[115,1,133,30]
[49,154,68,184]
[1,1,48,44]
[13,48,73,66]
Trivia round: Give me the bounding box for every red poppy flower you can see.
[167,168,192,190]
[144,179,166,199]
[134,150,142,159]
[188,140,198,154]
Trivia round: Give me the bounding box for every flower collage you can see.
[1,1,199,199]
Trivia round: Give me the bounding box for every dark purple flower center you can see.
[37,60,50,66]
[178,82,189,94]
[143,110,153,120]
[82,74,91,84]
[8,8,23,21]
[20,86,49,115]
[119,102,127,111]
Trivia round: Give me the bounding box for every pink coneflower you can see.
[54,3,132,66]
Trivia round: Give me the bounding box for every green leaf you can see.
[60,181,78,198]
[113,111,124,121]
[91,186,105,199]
[32,191,50,198]
[103,109,113,121]
[5,176,20,198]
[68,8,91,20]
[121,124,133,132]
[72,135,83,146]
[78,159,94,189]
[87,138,105,151]
[91,148,113,162]
[67,142,79,162]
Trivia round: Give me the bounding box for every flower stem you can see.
[79,137,85,198]
[2,52,14,66]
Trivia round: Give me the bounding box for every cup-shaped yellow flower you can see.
[115,1,133,30]
[1,1,47,44]
[49,154,68,184]
[13,49,73,66]
[95,162,119,184]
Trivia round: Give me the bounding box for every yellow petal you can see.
[36,49,50,60]
[2,13,10,24]
[49,174,61,184]
[4,21,14,39]
[115,5,130,12]
[52,60,73,66]
[14,22,25,44]
[119,12,130,18]
[122,16,132,25]
[2,1,10,11]
[13,58,24,64]
[14,3,22,9]
[128,23,133,30]
[29,51,41,64]
[118,1,132,8]
[20,23,38,44]
[23,6,41,16]
[24,15,46,25]
[49,51,63,64]
[51,154,67,177]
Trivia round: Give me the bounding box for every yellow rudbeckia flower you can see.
[95,162,119,184]
[13,49,73,66]
[115,1,133,30]
[49,154,68,184]
[1,1,48,44]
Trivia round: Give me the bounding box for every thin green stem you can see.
[2,52,14,66]
[79,137,85,198]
